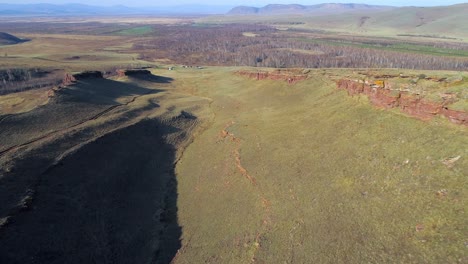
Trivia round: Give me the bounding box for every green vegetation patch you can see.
[299,38,468,57]
[112,26,154,36]
[170,68,468,263]
[191,23,224,28]
[448,100,468,112]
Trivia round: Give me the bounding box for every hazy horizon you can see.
[0,0,466,7]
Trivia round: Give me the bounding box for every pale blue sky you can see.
[0,0,466,7]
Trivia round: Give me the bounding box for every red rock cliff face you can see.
[398,94,442,121]
[440,108,468,125]
[237,70,307,84]
[61,71,104,87]
[62,73,77,86]
[337,79,467,125]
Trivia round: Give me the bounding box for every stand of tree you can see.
[0,68,64,95]
[133,24,468,71]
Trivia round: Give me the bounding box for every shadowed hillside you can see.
[0,32,27,45]
[0,119,182,264]
[0,71,209,264]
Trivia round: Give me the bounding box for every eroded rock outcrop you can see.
[337,79,467,125]
[116,69,152,77]
[61,71,104,87]
[398,94,442,121]
[237,70,308,84]
[440,108,468,125]
[72,71,104,80]
[62,73,77,86]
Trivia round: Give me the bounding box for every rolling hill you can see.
[209,3,468,40]
[0,66,466,263]
[297,3,468,39]
[364,3,468,38]
[0,6,467,263]
[227,3,394,15]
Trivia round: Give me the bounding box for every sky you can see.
[0,0,466,7]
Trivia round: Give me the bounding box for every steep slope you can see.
[0,70,211,264]
[0,66,466,263]
[156,67,467,263]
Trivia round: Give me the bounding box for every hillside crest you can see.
[227,3,393,15]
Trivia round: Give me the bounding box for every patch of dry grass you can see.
[0,33,147,72]
[0,87,50,114]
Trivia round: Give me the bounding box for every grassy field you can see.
[0,87,50,114]
[111,25,155,36]
[0,33,148,72]
[297,37,468,57]
[152,67,467,263]
[0,64,466,263]
[200,4,468,42]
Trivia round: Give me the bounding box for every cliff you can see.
[337,79,467,125]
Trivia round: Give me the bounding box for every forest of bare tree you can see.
[0,68,63,95]
[133,24,468,70]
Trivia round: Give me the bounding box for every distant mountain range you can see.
[0,2,464,21]
[227,3,394,15]
[0,3,233,16]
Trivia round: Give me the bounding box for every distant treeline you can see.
[133,24,468,71]
[0,68,63,95]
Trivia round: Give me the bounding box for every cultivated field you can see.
[0,12,467,264]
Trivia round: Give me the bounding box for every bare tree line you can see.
[0,68,64,95]
[133,24,468,70]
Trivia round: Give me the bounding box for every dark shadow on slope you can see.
[0,78,163,152]
[0,119,182,264]
[58,78,165,105]
[125,71,174,84]
[0,32,29,45]
[0,77,168,237]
